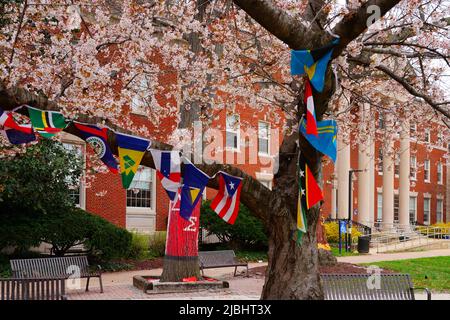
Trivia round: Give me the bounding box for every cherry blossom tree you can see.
[0,0,448,299]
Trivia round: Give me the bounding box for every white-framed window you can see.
[131,76,150,115]
[378,113,385,129]
[409,196,417,223]
[126,167,154,209]
[436,199,443,223]
[377,193,383,221]
[437,131,443,145]
[258,121,270,155]
[423,197,430,225]
[410,156,417,180]
[226,114,240,150]
[394,194,399,222]
[394,156,400,176]
[63,142,84,208]
[410,123,416,136]
[437,162,443,184]
[424,129,431,143]
[424,159,430,182]
[377,148,383,173]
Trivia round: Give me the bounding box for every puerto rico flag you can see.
[210,171,243,225]
[74,122,118,174]
[304,79,318,136]
[150,149,181,201]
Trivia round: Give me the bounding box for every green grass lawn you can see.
[235,250,268,262]
[330,245,360,257]
[361,256,450,292]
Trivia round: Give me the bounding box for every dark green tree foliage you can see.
[0,139,82,214]
[0,140,131,258]
[200,200,268,250]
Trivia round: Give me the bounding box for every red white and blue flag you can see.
[1,124,36,145]
[0,107,33,134]
[304,79,318,136]
[0,107,36,144]
[150,149,181,201]
[74,122,118,174]
[210,171,243,225]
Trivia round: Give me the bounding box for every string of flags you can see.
[0,105,243,225]
[291,38,339,243]
[0,39,340,233]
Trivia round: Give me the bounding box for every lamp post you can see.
[347,169,364,252]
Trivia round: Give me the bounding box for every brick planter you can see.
[133,275,229,294]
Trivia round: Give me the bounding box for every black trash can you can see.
[357,236,370,254]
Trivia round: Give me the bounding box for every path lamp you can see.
[347,169,364,252]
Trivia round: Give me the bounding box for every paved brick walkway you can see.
[66,267,264,300]
[337,248,450,264]
[65,250,450,300]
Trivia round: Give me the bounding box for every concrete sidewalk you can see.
[337,248,450,264]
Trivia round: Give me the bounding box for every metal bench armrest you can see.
[413,287,432,300]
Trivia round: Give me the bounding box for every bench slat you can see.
[321,274,416,300]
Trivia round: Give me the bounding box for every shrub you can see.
[84,212,132,260]
[200,200,268,250]
[324,221,361,243]
[127,232,150,260]
[148,232,166,257]
[0,207,132,260]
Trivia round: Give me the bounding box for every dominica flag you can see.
[179,158,210,221]
[304,78,318,136]
[74,122,118,174]
[297,153,323,244]
[291,38,339,92]
[150,149,181,201]
[299,118,337,163]
[27,106,68,138]
[115,132,151,189]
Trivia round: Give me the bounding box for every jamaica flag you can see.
[297,153,323,244]
[291,38,339,92]
[115,132,151,189]
[27,106,68,138]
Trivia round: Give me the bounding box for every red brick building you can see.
[62,102,447,232]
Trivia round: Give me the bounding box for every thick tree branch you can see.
[0,80,271,222]
[348,57,450,119]
[331,0,402,57]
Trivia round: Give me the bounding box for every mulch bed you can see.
[120,257,164,270]
[245,263,395,278]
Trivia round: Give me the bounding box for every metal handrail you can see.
[368,225,450,253]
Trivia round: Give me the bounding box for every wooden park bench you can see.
[198,250,248,277]
[321,274,431,300]
[0,278,66,300]
[10,256,103,293]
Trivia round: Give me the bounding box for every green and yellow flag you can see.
[115,132,151,189]
[28,106,68,138]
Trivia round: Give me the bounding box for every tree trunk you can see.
[160,256,200,282]
[261,143,323,299]
[160,196,202,282]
